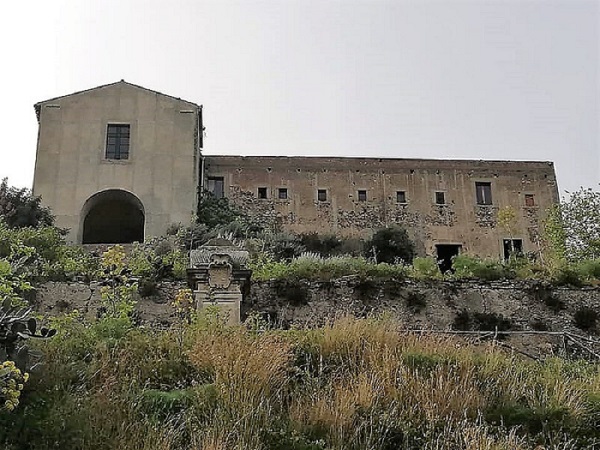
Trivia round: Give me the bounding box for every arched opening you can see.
[81,190,145,244]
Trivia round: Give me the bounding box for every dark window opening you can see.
[397,191,407,203]
[106,124,130,160]
[258,187,268,199]
[436,244,462,274]
[525,194,535,207]
[435,191,445,205]
[278,188,288,199]
[475,182,493,205]
[206,177,225,199]
[317,189,327,202]
[358,190,367,201]
[503,239,523,261]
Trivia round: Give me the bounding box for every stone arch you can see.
[80,189,145,244]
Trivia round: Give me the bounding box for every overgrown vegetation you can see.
[5,180,600,447]
[1,314,600,448]
[0,178,54,229]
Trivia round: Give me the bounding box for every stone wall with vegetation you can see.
[33,278,600,355]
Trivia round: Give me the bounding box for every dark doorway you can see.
[436,244,462,273]
[81,190,145,244]
[503,239,523,261]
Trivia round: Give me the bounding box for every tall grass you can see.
[1,314,600,449]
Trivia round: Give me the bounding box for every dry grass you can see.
[4,314,600,450]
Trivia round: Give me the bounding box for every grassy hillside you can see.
[1,313,600,450]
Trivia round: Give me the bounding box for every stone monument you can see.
[187,238,252,324]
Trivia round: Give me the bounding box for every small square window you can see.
[435,191,445,205]
[278,188,288,199]
[475,182,493,205]
[524,194,535,207]
[358,190,367,201]
[396,191,407,203]
[106,124,130,160]
[258,187,267,199]
[317,189,327,202]
[206,176,225,199]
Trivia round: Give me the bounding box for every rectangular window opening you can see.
[524,194,535,207]
[358,190,367,201]
[435,191,445,205]
[278,188,288,199]
[106,124,130,160]
[317,189,327,202]
[258,187,268,199]
[503,239,523,261]
[436,244,462,274]
[396,191,407,203]
[206,176,224,199]
[475,182,493,205]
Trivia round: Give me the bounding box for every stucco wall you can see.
[33,82,201,242]
[204,156,559,259]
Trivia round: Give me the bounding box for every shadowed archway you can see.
[81,190,145,244]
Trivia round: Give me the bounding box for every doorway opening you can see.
[436,244,462,273]
[81,190,145,244]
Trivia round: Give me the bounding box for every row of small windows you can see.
[205,177,536,206]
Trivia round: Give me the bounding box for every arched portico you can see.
[80,189,145,244]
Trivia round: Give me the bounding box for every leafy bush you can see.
[0,178,54,229]
[452,255,508,281]
[197,192,243,229]
[551,265,584,287]
[575,259,600,281]
[411,257,441,280]
[299,233,349,257]
[264,232,306,262]
[364,225,415,264]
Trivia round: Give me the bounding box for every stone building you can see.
[33,81,202,244]
[33,81,559,262]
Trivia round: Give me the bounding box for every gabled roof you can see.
[34,80,201,122]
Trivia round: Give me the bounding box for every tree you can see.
[0,178,54,228]
[365,225,415,264]
[560,187,600,261]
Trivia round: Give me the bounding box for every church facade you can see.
[33,81,560,261]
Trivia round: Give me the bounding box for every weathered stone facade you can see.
[32,81,559,260]
[205,156,559,259]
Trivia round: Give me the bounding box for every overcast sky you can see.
[1,0,598,195]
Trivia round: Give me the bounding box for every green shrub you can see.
[265,233,306,261]
[552,266,584,287]
[364,225,415,264]
[300,233,342,256]
[575,259,600,281]
[452,255,508,281]
[0,178,54,229]
[411,257,441,280]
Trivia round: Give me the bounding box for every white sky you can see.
[1,0,598,195]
